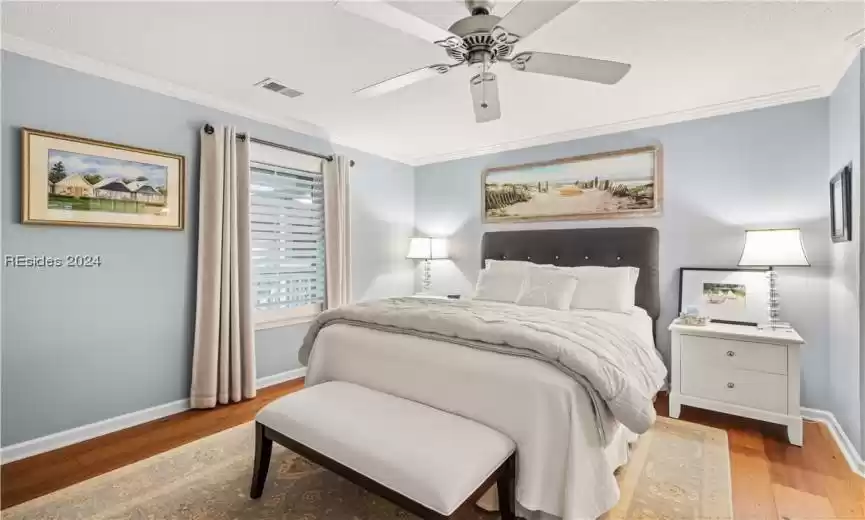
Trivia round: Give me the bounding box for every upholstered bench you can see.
[251,381,517,519]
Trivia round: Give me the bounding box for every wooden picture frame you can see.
[482,146,662,223]
[678,267,770,326]
[22,128,186,230]
[830,163,852,243]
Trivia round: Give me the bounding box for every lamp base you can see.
[758,321,793,331]
[421,259,432,292]
[766,268,781,329]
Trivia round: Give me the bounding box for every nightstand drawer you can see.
[681,363,788,413]
[681,335,787,375]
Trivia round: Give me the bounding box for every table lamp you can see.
[407,237,448,293]
[738,228,809,329]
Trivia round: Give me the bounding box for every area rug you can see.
[603,416,733,520]
[2,416,732,520]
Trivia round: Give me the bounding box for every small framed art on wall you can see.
[829,162,852,243]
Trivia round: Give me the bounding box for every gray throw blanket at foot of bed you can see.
[299,297,667,440]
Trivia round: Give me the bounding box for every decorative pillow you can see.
[568,266,637,313]
[477,260,639,311]
[483,259,530,272]
[473,262,528,303]
[515,266,578,310]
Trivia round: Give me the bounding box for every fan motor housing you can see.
[448,14,500,38]
[447,14,513,63]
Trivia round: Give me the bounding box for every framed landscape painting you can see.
[22,128,185,230]
[483,146,661,223]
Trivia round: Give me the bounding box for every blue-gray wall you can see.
[861,48,865,463]
[0,52,414,446]
[827,49,865,458]
[415,100,832,411]
[828,51,862,455]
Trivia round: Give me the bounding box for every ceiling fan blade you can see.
[355,64,452,98]
[511,52,630,84]
[470,72,501,123]
[495,0,579,40]
[334,0,458,46]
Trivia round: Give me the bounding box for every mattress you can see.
[304,305,657,520]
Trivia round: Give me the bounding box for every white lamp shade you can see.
[738,228,810,267]
[407,237,448,260]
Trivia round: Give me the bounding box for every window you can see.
[250,143,325,326]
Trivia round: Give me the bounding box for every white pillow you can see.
[484,259,529,272]
[515,266,578,310]
[568,266,638,313]
[479,260,640,312]
[473,261,527,303]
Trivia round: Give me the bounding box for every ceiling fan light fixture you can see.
[341,0,630,122]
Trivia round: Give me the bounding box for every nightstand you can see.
[668,320,806,445]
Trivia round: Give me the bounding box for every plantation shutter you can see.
[250,145,325,325]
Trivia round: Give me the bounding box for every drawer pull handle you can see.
[726,382,735,389]
[726,350,735,357]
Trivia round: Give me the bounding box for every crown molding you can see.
[821,29,865,99]
[1,34,413,165]
[846,28,865,50]
[0,33,336,141]
[408,84,827,165]
[0,33,839,168]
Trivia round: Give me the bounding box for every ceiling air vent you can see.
[254,78,303,98]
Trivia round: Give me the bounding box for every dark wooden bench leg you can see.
[497,453,516,520]
[250,422,273,499]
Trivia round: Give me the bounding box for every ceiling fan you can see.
[335,0,631,123]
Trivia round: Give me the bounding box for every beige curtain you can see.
[190,124,256,409]
[324,155,352,308]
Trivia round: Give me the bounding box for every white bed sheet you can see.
[304,306,655,520]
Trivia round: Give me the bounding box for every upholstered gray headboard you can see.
[481,227,661,320]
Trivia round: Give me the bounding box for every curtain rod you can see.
[203,124,355,167]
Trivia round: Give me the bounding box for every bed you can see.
[303,227,663,520]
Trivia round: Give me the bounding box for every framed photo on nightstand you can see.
[678,267,769,326]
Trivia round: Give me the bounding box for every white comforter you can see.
[303,301,664,520]
[300,298,665,436]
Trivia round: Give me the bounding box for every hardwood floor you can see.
[3,382,863,518]
[654,395,865,520]
[1,378,304,510]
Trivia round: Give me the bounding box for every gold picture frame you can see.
[22,128,186,230]
[482,145,662,223]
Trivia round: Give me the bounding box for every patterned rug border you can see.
[4,416,735,519]
[1,421,255,514]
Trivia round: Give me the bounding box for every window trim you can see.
[250,143,326,329]
[254,304,322,330]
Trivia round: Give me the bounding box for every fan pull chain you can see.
[481,56,489,109]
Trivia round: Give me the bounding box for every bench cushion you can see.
[256,381,515,515]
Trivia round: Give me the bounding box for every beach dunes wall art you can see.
[483,146,661,223]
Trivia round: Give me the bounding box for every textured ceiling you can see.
[3,1,863,164]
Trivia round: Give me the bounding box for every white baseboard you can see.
[256,367,307,389]
[0,398,190,464]
[0,368,307,464]
[802,407,865,478]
